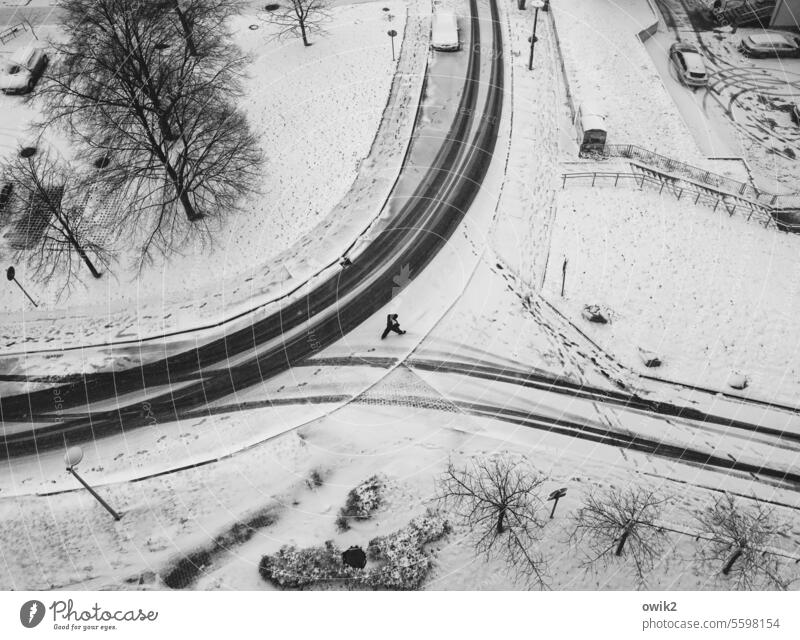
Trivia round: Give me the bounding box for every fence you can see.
[592,144,800,210]
[560,171,778,228]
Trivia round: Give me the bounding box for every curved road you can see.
[0,0,505,456]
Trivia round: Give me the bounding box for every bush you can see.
[365,512,451,590]
[336,475,385,531]
[258,540,361,588]
[162,506,278,589]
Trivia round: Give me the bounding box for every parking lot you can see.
[646,17,800,193]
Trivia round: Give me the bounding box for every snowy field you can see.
[543,186,800,404]
[0,2,405,312]
[551,0,702,160]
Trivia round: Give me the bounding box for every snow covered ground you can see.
[0,2,413,334]
[543,186,800,404]
[551,0,703,160]
[2,0,800,594]
[2,398,798,590]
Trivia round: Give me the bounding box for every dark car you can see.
[792,102,800,126]
[669,42,708,87]
[739,32,800,58]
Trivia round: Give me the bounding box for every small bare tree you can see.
[2,150,111,294]
[437,453,548,588]
[571,486,668,586]
[694,494,793,590]
[262,0,330,47]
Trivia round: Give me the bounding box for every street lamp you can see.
[64,445,121,521]
[387,29,398,61]
[6,266,38,307]
[528,0,545,71]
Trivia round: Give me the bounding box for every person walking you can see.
[381,313,406,339]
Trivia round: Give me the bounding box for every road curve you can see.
[0,0,506,456]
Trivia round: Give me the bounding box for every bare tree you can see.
[571,486,668,586]
[262,0,330,47]
[694,494,793,590]
[35,0,262,260]
[2,150,111,295]
[436,454,548,588]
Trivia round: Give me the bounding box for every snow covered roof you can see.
[579,104,606,131]
[748,32,793,46]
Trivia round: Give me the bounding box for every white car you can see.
[0,45,48,94]
[739,32,800,58]
[669,42,708,88]
[431,11,459,51]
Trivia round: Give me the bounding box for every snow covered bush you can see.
[336,474,385,531]
[258,540,361,588]
[365,511,451,590]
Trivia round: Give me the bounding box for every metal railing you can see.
[591,144,800,210]
[560,171,777,228]
[0,23,26,46]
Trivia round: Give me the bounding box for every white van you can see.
[431,11,459,51]
[575,102,607,154]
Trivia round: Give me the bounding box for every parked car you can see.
[739,32,800,58]
[669,42,708,88]
[792,102,800,126]
[0,45,48,94]
[431,11,459,51]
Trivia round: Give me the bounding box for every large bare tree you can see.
[694,494,794,590]
[35,0,262,260]
[262,0,330,47]
[570,486,668,586]
[437,454,549,588]
[147,0,246,58]
[2,150,111,294]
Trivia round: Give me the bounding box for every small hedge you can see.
[259,512,451,590]
[162,506,278,589]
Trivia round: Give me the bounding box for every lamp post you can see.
[528,0,545,71]
[387,29,397,61]
[64,445,121,521]
[6,266,38,307]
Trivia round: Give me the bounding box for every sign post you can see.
[387,29,397,61]
[547,487,568,519]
